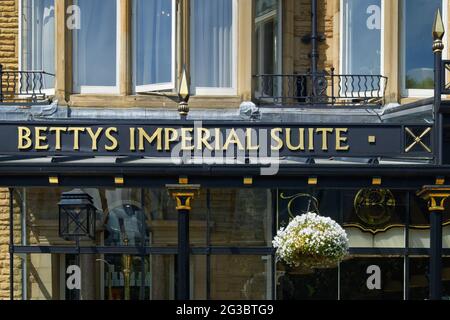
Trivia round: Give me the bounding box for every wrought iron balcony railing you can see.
[0,64,55,105]
[254,69,388,107]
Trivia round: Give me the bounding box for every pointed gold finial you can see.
[433,9,445,53]
[178,68,190,118]
[433,9,445,41]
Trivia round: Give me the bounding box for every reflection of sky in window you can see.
[344,0,381,75]
[405,0,441,72]
[134,0,172,86]
[74,0,117,87]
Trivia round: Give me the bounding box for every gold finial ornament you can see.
[433,9,445,53]
[178,68,190,117]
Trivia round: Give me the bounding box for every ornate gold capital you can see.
[417,186,450,212]
[172,192,195,211]
[166,184,201,212]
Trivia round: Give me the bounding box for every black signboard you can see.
[0,120,433,158]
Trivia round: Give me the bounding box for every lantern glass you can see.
[59,189,97,240]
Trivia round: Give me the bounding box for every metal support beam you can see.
[417,185,450,300]
[311,0,319,76]
[166,184,200,300]
[430,209,443,299]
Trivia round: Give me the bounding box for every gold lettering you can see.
[223,129,244,150]
[129,128,136,151]
[246,128,259,151]
[105,127,118,151]
[271,128,283,151]
[138,128,162,151]
[308,128,315,151]
[49,127,67,151]
[336,128,350,151]
[316,128,334,151]
[18,127,32,150]
[35,127,49,150]
[86,127,103,151]
[164,128,179,151]
[214,128,221,150]
[181,128,194,151]
[68,127,86,151]
[196,128,213,151]
[286,128,305,151]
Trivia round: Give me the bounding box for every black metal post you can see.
[433,9,445,164]
[177,208,190,300]
[311,0,318,76]
[434,42,443,165]
[167,185,199,300]
[76,237,81,300]
[430,208,443,300]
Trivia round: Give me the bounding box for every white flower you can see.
[273,212,349,268]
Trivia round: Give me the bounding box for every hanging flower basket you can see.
[273,212,349,270]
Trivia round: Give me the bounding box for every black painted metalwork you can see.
[430,209,443,300]
[311,0,319,77]
[441,60,450,95]
[0,64,54,105]
[178,209,190,300]
[254,70,387,106]
[58,189,97,240]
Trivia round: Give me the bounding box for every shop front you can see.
[1,118,450,300]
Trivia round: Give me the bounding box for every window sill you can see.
[68,94,243,109]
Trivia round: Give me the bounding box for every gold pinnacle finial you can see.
[433,9,445,41]
[178,68,190,117]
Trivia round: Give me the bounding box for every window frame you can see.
[339,0,385,96]
[254,0,283,100]
[72,0,122,95]
[132,0,177,94]
[19,0,56,96]
[189,0,238,96]
[400,0,448,98]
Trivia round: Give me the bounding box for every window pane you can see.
[210,189,272,247]
[409,257,429,300]
[73,0,117,88]
[342,0,381,76]
[340,257,404,300]
[276,266,338,300]
[404,0,441,90]
[343,189,406,248]
[191,0,233,89]
[21,0,55,89]
[133,0,173,89]
[255,0,280,97]
[210,255,272,299]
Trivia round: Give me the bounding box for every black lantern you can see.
[59,189,97,241]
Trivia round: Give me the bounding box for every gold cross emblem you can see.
[405,127,432,153]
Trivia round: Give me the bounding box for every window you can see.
[133,0,176,93]
[190,0,237,95]
[341,0,383,91]
[255,0,282,98]
[401,0,446,96]
[20,0,55,92]
[73,0,120,94]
